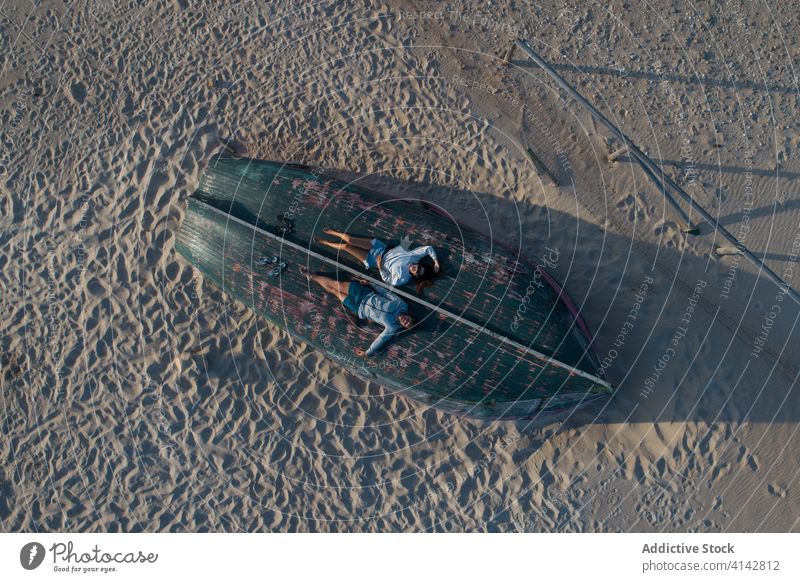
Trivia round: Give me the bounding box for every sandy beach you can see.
[1,0,798,531]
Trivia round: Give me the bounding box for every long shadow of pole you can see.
[514,39,800,307]
[514,59,798,96]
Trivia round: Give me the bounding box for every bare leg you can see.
[304,269,349,302]
[345,235,374,251]
[318,240,369,264]
[322,228,374,251]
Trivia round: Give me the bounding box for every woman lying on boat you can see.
[318,228,440,294]
[300,266,414,356]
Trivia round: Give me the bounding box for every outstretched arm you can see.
[411,245,437,262]
[364,323,401,356]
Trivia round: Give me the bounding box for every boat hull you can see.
[175,156,611,420]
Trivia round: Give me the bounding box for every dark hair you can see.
[414,255,439,295]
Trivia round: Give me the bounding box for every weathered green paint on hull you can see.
[175,156,611,420]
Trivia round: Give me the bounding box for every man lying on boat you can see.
[317,228,440,294]
[299,266,414,356]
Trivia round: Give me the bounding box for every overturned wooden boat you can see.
[175,155,612,420]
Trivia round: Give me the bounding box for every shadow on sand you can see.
[299,167,800,428]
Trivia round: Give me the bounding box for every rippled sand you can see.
[1,0,798,531]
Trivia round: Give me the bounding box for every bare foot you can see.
[323,227,347,240]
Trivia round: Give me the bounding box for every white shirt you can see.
[379,245,437,287]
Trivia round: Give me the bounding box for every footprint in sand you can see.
[66,80,88,105]
[616,192,649,224]
[1,351,24,380]
[736,446,760,471]
[767,483,787,498]
[654,220,684,248]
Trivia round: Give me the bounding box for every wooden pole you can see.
[516,39,694,231]
[515,39,800,306]
[501,42,516,66]
[526,147,559,185]
[607,146,629,163]
[715,246,742,256]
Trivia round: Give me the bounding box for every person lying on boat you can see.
[300,266,414,356]
[318,228,440,294]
